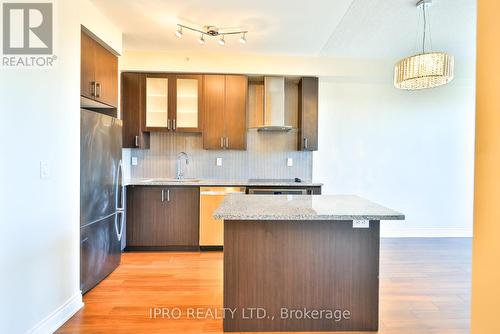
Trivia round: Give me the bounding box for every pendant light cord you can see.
[422,3,427,54]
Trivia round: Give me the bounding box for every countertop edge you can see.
[213,214,405,221]
[125,179,324,187]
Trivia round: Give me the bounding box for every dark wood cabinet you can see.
[81,31,95,100]
[120,72,204,133]
[225,75,248,150]
[80,29,118,108]
[142,73,202,133]
[203,74,248,150]
[297,77,319,151]
[126,186,200,250]
[121,72,150,149]
[173,74,203,132]
[94,41,118,107]
[203,75,226,149]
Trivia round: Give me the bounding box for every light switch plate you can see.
[40,160,50,179]
[287,158,293,167]
[216,157,223,167]
[353,219,370,228]
[131,157,138,166]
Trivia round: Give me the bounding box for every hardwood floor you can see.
[58,238,471,334]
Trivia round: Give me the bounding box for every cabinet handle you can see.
[172,119,176,130]
[167,119,171,130]
[161,189,165,202]
[90,81,96,97]
[226,137,229,149]
[167,189,170,202]
[304,137,308,150]
[134,135,139,147]
[220,137,224,149]
[95,82,101,98]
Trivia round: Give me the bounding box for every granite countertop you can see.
[125,178,323,187]
[214,194,405,221]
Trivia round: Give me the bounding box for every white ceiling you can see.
[91,0,476,61]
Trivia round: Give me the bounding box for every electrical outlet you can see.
[216,157,223,167]
[40,160,50,179]
[287,158,293,167]
[353,220,370,228]
[131,157,138,166]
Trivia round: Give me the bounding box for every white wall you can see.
[315,76,476,237]
[0,1,121,333]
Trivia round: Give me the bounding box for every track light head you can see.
[175,26,183,38]
[218,35,225,46]
[198,34,205,45]
[239,33,247,44]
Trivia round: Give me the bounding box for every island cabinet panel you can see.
[121,72,150,149]
[224,219,380,332]
[126,186,199,250]
[80,29,118,108]
[203,74,248,150]
[297,77,319,151]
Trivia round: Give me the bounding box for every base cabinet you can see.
[126,186,199,249]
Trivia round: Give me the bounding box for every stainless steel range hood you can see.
[257,76,293,131]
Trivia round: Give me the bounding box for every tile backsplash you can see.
[123,129,312,181]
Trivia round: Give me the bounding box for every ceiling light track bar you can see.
[177,24,248,36]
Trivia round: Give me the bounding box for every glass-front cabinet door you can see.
[145,75,172,131]
[144,74,202,132]
[173,75,203,132]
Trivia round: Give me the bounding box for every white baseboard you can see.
[381,227,473,238]
[28,291,84,334]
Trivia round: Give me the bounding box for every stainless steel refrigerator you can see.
[80,108,124,294]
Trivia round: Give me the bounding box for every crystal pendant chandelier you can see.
[394,0,454,90]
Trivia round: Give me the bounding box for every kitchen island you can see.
[214,194,404,332]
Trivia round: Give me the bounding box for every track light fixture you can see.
[175,24,248,46]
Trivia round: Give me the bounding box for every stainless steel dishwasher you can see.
[199,187,246,247]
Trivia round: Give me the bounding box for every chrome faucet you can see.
[176,152,190,179]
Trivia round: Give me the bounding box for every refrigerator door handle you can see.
[115,211,124,241]
[116,160,124,211]
[115,160,125,241]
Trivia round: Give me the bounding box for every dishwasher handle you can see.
[200,187,246,196]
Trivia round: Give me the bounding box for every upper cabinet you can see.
[145,74,172,130]
[203,74,248,150]
[80,30,118,108]
[122,72,150,149]
[297,77,319,151]
[175,75,203,132]
[144,73,202,132]
[120,72,315,151]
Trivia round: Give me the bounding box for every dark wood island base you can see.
[223,219,381,332]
